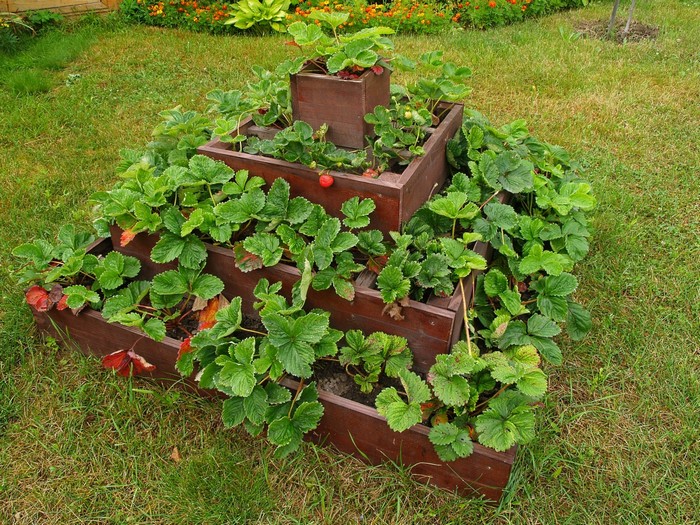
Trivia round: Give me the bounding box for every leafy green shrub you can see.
[225,0,290,32]
[24,9,64,31]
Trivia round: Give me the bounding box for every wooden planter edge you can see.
[31,303,515,501]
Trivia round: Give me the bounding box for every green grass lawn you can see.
[1,2,699,523]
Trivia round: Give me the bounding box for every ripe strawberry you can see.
[362,168,378,178]
[319,174,334,188]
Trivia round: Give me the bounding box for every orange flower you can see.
[488,0,496,7]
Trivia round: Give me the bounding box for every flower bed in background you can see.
[118,0,588,34]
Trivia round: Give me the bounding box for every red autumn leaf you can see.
[367,255,389,275]
[56,294,69,311]
[25,285,51,312]
[177,337,192,361]
[431,412,449,426]
[102,348,156,377]
[371,65,384,75]
[198,296,221,330]
[233,243,263,272]
[120,228,137,247]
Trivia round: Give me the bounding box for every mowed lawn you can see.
[0,1,698,523]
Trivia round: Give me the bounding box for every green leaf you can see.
[531,273,578,297]
[268,415,301,447]
[332,276,355,301]
[531,337,563,365]
[263,312,329,378]
[527,314,561,338]
[429,423,474,462]
[292,400,324,433]
[377,266,410,303]
[357,230,385,255]
[191,274,224,300]
[484,201,518,230]
[142,318,166,341]
[375,388,422,433]
[216,188,266,223]
[475,391,536,452]
[499,288,527,317]
[331,232,358,253]
[495,151,534,193]
[566,301,592,341]
[243,233,283,267]
[341,197,376,229]
[63,285,100,309]
[536,295,568,322]
[431,373,472,407]
[243,385,269,426]
[519,244,569,276]
[483,269,508,297]
[265,382,292,405]
[151,270,189,295]
[222,397,246,428]
[428,192,479,220]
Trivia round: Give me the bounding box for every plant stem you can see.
[240,327,268,337]
[479,190,501,211]
[288,378,305,417]
[607,0,621,38]
[473,384,509,413]
[624,0,637,35]
[459,278,473,357]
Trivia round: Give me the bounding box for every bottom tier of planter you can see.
[31,306,516,501]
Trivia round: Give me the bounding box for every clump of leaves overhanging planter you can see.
[14,102,595,467]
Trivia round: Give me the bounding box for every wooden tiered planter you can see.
[31,239,515,500]
[198,103,463,236]
[290,66,391,149]
[110,226,484,373]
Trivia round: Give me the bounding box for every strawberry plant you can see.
[285,13,395,77]
[176,278,413,457]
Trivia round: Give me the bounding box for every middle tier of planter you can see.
[110,226,482,373]
[197,103,464,236]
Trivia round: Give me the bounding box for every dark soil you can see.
[312,359,401,406]
[576,19,659,43]
[165,311,266,341]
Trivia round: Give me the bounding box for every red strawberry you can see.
[319,174,334,188]
[362,168,378,178]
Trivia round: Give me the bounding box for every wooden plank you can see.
[1,1,10,12]
[8,0,111,13]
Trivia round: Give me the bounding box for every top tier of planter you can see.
[291,66,391,149]
[199,102,464,236]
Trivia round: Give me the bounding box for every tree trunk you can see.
[623,0,637,35]
[607,0,622,38]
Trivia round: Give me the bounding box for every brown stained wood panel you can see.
[110,227,467,372]
[291,67,391,149]
[34,306,182,379]
[283,377,516,501]
[32,296,515,500]
[8,0,111,12]
[198,103,463,236]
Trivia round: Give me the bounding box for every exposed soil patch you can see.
[312,359,400,406]
[576,19,659,43]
